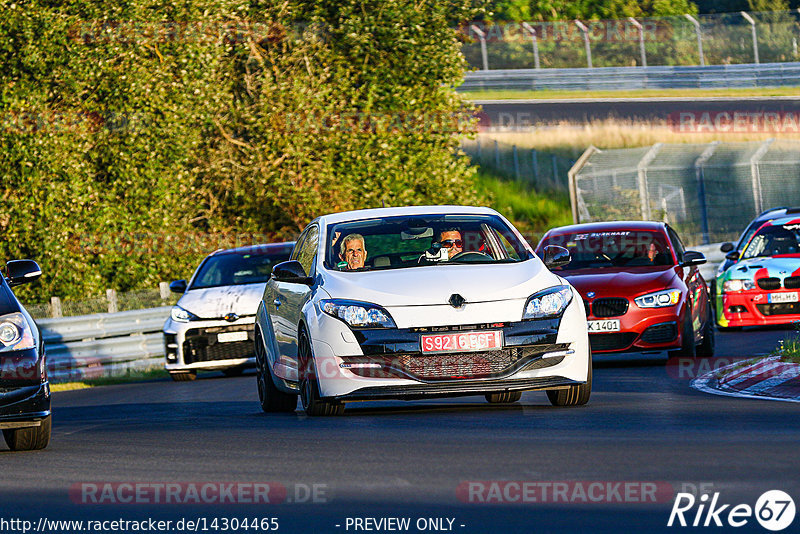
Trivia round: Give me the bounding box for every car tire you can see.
[485,392,522,404]
[3,415,51,451]
[169,371,197,382]
[671,313,696,359]
[255,331,297,413]
[298,329,344,417]
[696,307,716,358]
[547,352,592,407]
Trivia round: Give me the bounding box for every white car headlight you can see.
[723,279,755,292]
[0,312,35,352]
[523,285,573,320]
[321,299,396,328]
[634,289,681,308]
[170,306,199,323]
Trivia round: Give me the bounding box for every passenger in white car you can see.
[339,233,367,270]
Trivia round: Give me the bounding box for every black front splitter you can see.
[336,376,581,402]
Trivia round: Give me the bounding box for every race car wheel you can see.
[696,307,716,358]
[169,371,197,382]
[255,331,297,413]
[485,392,522,404]
[547,351,592,407]
[3,415,51,451]
[298,329,344,417]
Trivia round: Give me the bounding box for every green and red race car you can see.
[716,216,800,329]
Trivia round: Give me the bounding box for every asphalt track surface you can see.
[473,96,800,125]
[2,328,799,534]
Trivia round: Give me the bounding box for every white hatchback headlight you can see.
[723,279,755,292]
[170,306,199,323]
[0,312,35,352]
[523,285,573,320]
[321,299,396,329]
[634,289,681,308]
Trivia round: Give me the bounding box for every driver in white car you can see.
[438,228,463,260]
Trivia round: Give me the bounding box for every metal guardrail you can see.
[37,307,170,382]
[38,306,171,344]
[458,62,800,92]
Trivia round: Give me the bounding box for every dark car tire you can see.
[547,352,592,407]
[485,391,522,404]
[298,329,344,417]
[169,371,197,382]
[672,313,696,359]
[3,415,51,451]
[255,332,297,413]
[696,307,716,358]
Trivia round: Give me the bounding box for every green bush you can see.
[0,0,488,303]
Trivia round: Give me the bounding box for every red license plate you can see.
[420,331,503,354]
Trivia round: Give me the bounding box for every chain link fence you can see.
[461,137,573,193]
[461,10,800,71]
[569,140,800,246]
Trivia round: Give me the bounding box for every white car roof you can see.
[317,205,499,225]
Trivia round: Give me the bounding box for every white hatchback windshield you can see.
[325,214,532,271]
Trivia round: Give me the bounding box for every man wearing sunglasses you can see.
[438,228,463,260]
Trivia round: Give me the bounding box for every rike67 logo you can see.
[668,490,795,531]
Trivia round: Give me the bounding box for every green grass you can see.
[461,86,800,101]
[475,170,572,245]
[777,336,800,365]
[50,368,169,392]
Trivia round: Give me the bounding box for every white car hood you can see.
[178,283,266,319]
[320,260,559,306]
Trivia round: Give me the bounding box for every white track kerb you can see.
[692,354,800,404]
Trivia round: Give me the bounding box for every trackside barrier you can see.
[458,62,800,92]
[36,307,171,382]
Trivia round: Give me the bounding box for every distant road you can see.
[471,96,800,125]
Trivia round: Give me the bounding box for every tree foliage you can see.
[0,0,485,303]
[489,0,698,21]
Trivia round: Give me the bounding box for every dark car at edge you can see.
[0,259,50,451]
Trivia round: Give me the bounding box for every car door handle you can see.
[273,299,281,308]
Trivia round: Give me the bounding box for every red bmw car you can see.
[536,221,714,360]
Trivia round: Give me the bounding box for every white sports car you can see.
[255,206,591,415]
[163,243,294,381]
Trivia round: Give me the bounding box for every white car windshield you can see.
[192,246,293,289]
[325,214,532,271]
